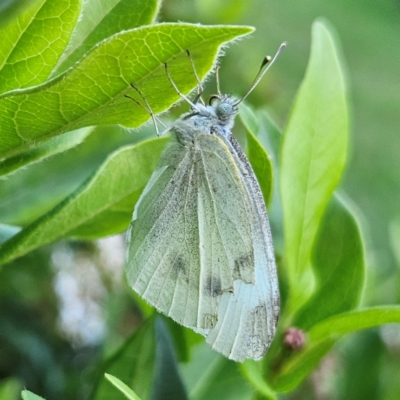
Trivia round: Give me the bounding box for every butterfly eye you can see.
[209,95,219,106]
[216,102,233,118]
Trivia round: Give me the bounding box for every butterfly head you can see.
[208,94,239,125]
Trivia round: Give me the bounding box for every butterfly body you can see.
[126,94,279,361]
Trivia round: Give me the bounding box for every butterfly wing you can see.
[126,134,256,331]
[203,134,280,361]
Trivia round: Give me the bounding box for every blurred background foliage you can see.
[0,0,399,399]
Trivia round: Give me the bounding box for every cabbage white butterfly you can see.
[126,44,285,361]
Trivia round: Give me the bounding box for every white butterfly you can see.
[125,45,284,361]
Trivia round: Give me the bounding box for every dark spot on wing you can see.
[204,275,222,297]
[233,253,255,283]
[172,255,186,275]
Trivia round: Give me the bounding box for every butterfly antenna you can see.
[124,83,166,136]
[215,65,222,96]
[186,50,205,105]
[235,42,287,106]
[164,63,201,112]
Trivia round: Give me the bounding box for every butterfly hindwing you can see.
[203,135,279,361]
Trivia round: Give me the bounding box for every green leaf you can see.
[95,318,156,400]
[0,0,81,93]
[293,194,365,329]
[0,127,93,177]
[180,343,254,400]
[271,306,400,392]
[0,24,253,158]
[280,19,348,310]
[308,306,400,341]
[0,136,168,266]
[21,390,45,400]
[56,0,160,74]
[150,317,188,400]
[0,124,142,227]
[240,360,277,400]
[104,374,143,400]
[239,103,273,205]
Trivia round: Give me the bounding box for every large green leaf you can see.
[0,137,168,266]
[0,0,81,93]
[280,20,348,311]
[180,343,254,400]
[270,306,400,392]
[0,127,93,177]
[56,0,160,74]
[94,318,156,400]
[0,125,144,227]
[0,24,252,158]
[293,194,365,329]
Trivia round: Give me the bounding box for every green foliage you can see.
[0,0,81,92]
[280,20,348,312]
[0,0,398,399]
[0,23,251,158]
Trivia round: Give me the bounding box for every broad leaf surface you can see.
[0,24,252,158]
[293,195,365,329]
[0,137,168,266]
[0,0,81,93]
[0,125,145,227]
[56,0,160,74]
[280,20,348,310]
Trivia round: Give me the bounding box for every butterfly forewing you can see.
[126,134,256,331]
